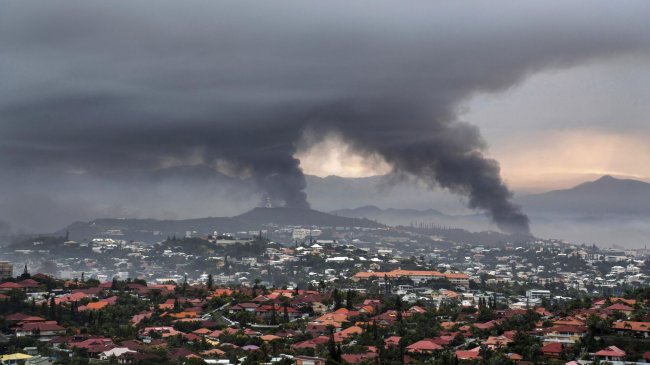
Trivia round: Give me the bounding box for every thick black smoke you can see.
[305,100,530,234]
[1,1,649,233]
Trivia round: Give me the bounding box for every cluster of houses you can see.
[5,224,650,302]
[3,227,650,364]
[2,270,650,365]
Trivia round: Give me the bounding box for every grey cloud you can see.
[1,0,649,233]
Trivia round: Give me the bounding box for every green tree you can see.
[326,326,342,365]
[332,289,342,310]
[283,301,290,324]
[49,297,56,319]
[346,290,355,310]
[207,274,214,290]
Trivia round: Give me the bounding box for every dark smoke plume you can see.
[304,100,530,234]
[1,1,649,233]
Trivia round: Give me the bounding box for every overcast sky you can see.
[1,0,650,232]
[300,57,650,192]
[468,58,650,192]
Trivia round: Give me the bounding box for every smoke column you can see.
[304,100,529,234]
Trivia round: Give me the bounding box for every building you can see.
[612,321,650,338]
[0,261,13,279]
[541,342,563,358]
[543,325,587,344]
[0,353,33,365]
[295,356,326,365]
[445,273,471,288]
[593,346,626,362]
[292,229,312,240]
[526,289,551,300]
[15,322,66,341]
[351,270,470,287]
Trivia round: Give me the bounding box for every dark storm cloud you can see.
[1,1,649,233]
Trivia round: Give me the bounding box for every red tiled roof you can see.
[456,350,480,360]
[18,279,41,287]
[385,336,401,347]
[70,338,114,350]
[474,321,497,330]
[169,348,197,360]
[0,282,24,289]
[291,336,329,350]
[6,313,32,321]
[131,312,152,325]
[612,321,650,332]
[541,342,563,354]
[18,321,65,332]
[595,298,636,306]
[606,303,634,312]
[56,292,90,304]
[18,316,47,323]
[595,346,625,357]
[543,325,587,334]
[406,339,443,353]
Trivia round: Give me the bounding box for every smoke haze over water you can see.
[1,1,650,234]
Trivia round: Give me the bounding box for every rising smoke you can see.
[303,100,531,234]
[1,1,649,233]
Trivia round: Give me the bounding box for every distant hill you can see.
[330,206,530,245]
[53,207,382,242]
[234,207,383,228]
[59,216,244,242]
[330,205,493,232]
[401,225,531,246]
[30,175,650,248]
[331,205,447,225]
[305,174,472,214]
[517,175,650,216]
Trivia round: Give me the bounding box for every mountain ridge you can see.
[34,175,650,247]
[331,205,447,219]
[517,175,650,215]
[53,207,383,242]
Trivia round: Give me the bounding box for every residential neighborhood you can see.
[1,224,650,364]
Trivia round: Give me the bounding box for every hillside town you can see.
[4,0,650,364]
[1,223,650,365]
